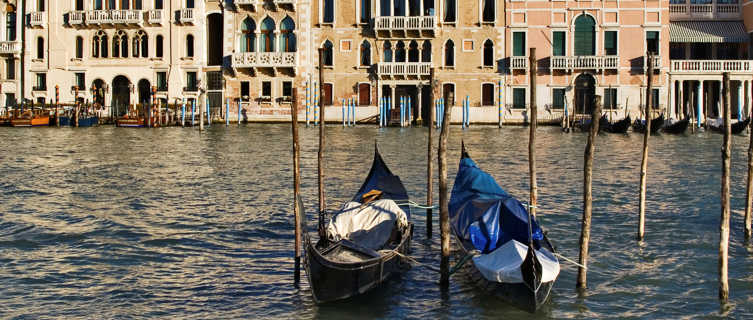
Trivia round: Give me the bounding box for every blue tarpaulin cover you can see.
[450,157,543,254]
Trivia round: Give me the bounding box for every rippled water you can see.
[1,124,753,319]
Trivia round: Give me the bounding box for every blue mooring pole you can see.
[181,98,186,127]
[191,99,195,126]
[342,98,346,127]
[225,98,230,126]
[206,97,210,127]
[238,99,241,125]
[407,96,412,127]
[351,98,355,126]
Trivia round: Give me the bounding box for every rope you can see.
[394,250,480,276]
[394,201,438,210]
[554,252,587,270]
[449,250,480,275]
[393,251,441,273]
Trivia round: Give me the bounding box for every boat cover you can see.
[450,157,543,254]
[472,239,560,284]
[326,199,408,251]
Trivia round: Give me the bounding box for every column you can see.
[678,80,683,118]
[417,85,423,121]
[390,85,396,110]
[697,81,703,128]
[669,78,675,119]
[738,80,743,121]
[719,79,723,119]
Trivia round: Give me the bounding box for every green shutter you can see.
[574,16,595,56]
[604,31,617,56]
[646,31,659,40]
[553,31,565,57]
[513,32,525,57]
[553,88,565,109]
[513,88,526,109]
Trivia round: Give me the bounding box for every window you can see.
[482,0,494,23]
[34,73,46,91]
[282,81,293,98]
[37,0,44,12]
[444,40,454,67]
[156,72,167,91]
[260,18,275,53]
[75,73,85,90]
[358,83,370,106]
[552,88,565,109]
[241,18,255,53]
[5,12,15,42]
[113,30,127,58]
[94,0,103,10]
[108,0,115,10]
[322,40,333,66]
[604,88,617,109]
[646,31,659,55]
[444,0,456,23]
[121,0,130,10]
[186,72,197,91]
[395,41,405,62]
[360,0,371,24]
[323,0,334,24]
[76,0,84,11]
[513,32,525,56]
[76,36,83,59]
[134,0,142,10]
[650,88,659,109]
[186,0,194,9]
[6,58,14,80]
[241,81,250,101]
[280,17,296,52]
[93,31,108,58]
[482,83,494,106]
[574,15,595,56]
[262,81,272,98]
[322,83,333,106]
[186,34,194,57]
[36,37,44,59]
[383,42,392,62]
[5,93,15,107]
[156,35,163,57]
[408,41,419,62]
[155,0,163,10]
[422,41,431,62]
[553,31,565,56]
[132,31,147,58]
[443,83,455,105]
[513,88,526,109]
[483,40,493,67]
[604,31,617,56]
[360,41,371,66]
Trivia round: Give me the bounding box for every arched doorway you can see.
[207,13,223,66]
[574,15,596,56]
[111,75,131,117]
[575,74,595,115]
[92,79,106,107]
[138,79,151,106]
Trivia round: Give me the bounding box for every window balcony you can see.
[645,55,662,70]
[67,11,85,25]
[85,10,142,25]
[671,60,753,74]
[509,56,528,70]
[148,9,163,24]
[0,42,21,55]
[232,52,297,69]
[377,62,431,78]
[176,8,194,24]
[32,85,47,92]
[374,16,436,37]
[29,12,46,27]
[550,56,619,71]
[669,3,740,20]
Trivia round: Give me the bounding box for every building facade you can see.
[1,0,22,108]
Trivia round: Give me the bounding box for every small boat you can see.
[600,115,631,134]
[304,146,413,303]
[77,115,99,127]
[709,117,750,135]
[662,119,690,134]
[10,109,50,127]
[450,146,559,313]
[633,114,664,134]
[116,116,145,128]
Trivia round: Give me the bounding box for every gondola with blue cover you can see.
[450,146,559,313]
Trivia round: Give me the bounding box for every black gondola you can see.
[600,115,631,134]
[633,114,664,134]
[303,146,413,304]
[450,146,559,313]
[709,117,750,135]
[662,119,690,134]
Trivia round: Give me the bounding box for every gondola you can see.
[304,146,413,304]
[449,145,560,313]
[662,118,689,134]
[709,117,750,135]
[633,114,664,134]
[600,115,631,134]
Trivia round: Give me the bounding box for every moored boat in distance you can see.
[600,115,631,134]
[304,146,413,304]
[633,114,664,134]
[10,109,50,127]
[450,146,560,313]
[662,118,690,134]
[709,117,750,135]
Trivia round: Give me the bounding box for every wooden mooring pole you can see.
[529,48,538,217]
[577,95,602,290]
[746,96,753,240]
[426,68,436,238]
[719,72,731,302]
[317,48,327,238]
[438,90,453,287]
[638,51,654,241]
[290,88,302,283]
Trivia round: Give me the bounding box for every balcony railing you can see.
[29,12,46,27]
[669,3,740,19]
[86,10,142,25]
[374,16,436,32]
[183,86,198,92]
[0,42,21,54]
[510,56,528,70]
[235,0,256,4]
[377,62,431,77]
[645,55,662,69]
[68,11,85,25]
[177,8,194,24]
[232,52,297,68]
[551,56,619,70]
[671,60,753,73]
[274,0,296,5]
[147,9,163,24]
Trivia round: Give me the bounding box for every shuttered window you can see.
[513,88,526,109]
[604,88,617,109]
[574,15,595,56]
[553,31,565,56]
[604,31,617,56]
[552,88,565,109]
[646,31,659,55]
[513,32,525,57]
[651,89,659,109]
[482,83,494,106]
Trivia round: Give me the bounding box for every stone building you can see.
[0,0,22,108]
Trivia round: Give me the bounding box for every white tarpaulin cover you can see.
[326,199,408,251]
[472,239,560,284]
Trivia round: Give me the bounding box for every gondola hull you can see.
[710,117,750,135]
[633,115,664,134]
[663,119,689,134]
[601,116,631,134]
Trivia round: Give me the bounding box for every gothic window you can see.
[280,17,296,52]
[360,41,371,66]
[322,40,333,66]
[444,40,454,67]
[241,17,255,53]
[260,17,275,53]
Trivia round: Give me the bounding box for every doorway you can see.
[112,75,130,116]
[575,74,595,115]
[207,13,223,66]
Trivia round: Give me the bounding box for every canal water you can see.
[1,124,752,319]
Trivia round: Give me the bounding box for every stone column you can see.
[669,78,675,119]
[417,84,423,122]
[738,80,744,121]
[697,81,703,127]
[390,84,396,110]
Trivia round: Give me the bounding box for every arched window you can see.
[241,17,255,53]
[186,34,194,57]
[444,40,454,67]
[36,37,43,59]
[421,40,431,62]
[132,31,147,58]
[76,36,83,59]
[113,30,127,58]
[100,32,108,58]
[323,0,334,23]
[574,15,596,56]
[322,40,333,66]
[408,40,419,62]
[113,34,120,58]
[483,39,493,67]
[360,41,371,66]
[155,35,163,58]
[140,32,148,58]
[395,41,405,62]
[260,17,275,53]
[280,17,296,52]
[383,42,392,62]
[121,33,128,58]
